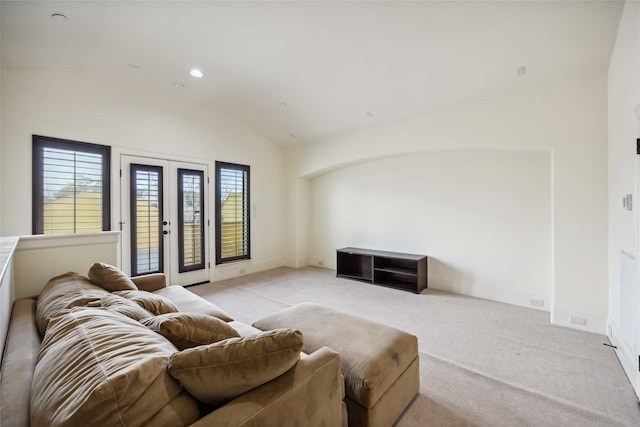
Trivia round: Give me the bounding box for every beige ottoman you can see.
[253,302,419,427]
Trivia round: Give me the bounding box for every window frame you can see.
[215,161,250,265]
[32,135,111,235]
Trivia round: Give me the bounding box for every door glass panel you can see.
[178,169,205,272]
[131,164,163,275]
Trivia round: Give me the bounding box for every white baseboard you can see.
[550,306,607,335]
[213,257,286,281]
[429,275,550,313]
[430,276,608,334]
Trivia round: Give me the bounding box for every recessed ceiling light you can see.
[51,13,67,21]
[173,82,185,89]
[189,69,204,78]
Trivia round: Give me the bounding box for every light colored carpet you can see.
[189,266,640,426]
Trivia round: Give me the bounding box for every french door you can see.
[120,155,209,286]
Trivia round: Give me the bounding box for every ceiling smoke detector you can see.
[51,13,67,21]
[516,66,527,77]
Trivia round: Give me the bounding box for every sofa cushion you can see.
[114,289,179,315]
[94,294,153,321]
[31,307,199,427]
[228,320,262,338]
[145,392,202,426]
[168,329,303,406]
[153,285,234,322]
[141,312,240,350]
[35,272,108,336]
[88,262,137,292]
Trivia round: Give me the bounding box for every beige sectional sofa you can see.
[0,267,346,427]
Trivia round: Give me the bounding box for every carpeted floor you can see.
[189,266,640,426]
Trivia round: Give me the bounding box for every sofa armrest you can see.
[190,347,345,427]
[1,299,41,427]
[131,273,167,292]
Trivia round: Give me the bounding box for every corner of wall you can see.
[551,305,607,335]
[283,256,310,269]
[309,256,335,270]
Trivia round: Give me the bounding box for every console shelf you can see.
[336,247,427,294]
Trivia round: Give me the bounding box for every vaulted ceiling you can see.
[1,1,624,146]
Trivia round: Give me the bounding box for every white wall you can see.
[1,68,286,282]
[13,232,120,299]
[311,151,552,309]
[289,73,609,333]
[0,237,19,363]
[607,0,640,397]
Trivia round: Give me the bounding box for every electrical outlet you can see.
[529,298,544,307]
[318,260,324,266]
[239,269,246,275]
[570,316,587,326]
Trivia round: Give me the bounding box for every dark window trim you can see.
[130,163,164,275]
[32,135,111,234]
[178,168,205,273]
[215,161,250,265]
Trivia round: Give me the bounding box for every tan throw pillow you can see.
[168,329,303,406]
[141,313,240,350]
[96,294,153,321]
[88,262,137,292]
[114,290,179,315]
[31,307,199,427]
